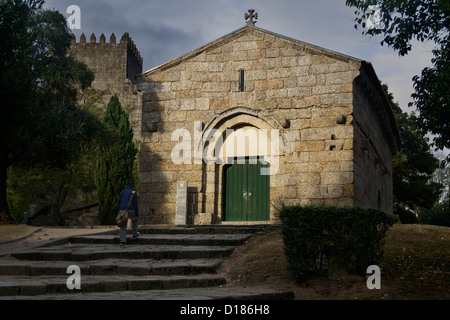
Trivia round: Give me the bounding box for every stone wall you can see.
[69,26,399,225]
[352,64,400,214]
[69,33,143,139]
[136,26,399,224]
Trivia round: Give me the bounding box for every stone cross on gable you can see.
[245,9,258,26]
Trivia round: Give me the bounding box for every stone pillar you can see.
[175,181,188,225]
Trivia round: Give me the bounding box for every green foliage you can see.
[419,204,450,227]
[6,149,99,224]
[346,0,449,56]
[0,0,101,221]
[432,157,450,204]
[5,85,109,224]
[279,205,394,282]
[0,0,97,168]
[95,96,137,225]
[346,0,450,154]
[383,83,444,215]
[394,204,418,224]
[411,40,450,152]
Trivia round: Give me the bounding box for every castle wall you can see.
[69,33,144,140]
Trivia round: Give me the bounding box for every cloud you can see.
[45,0,202,69]
[128,23,200,70]
[42,0,437,115]
[370,40,435,112]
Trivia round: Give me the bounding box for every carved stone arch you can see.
[203,106,285,134]
[201,106,288,157]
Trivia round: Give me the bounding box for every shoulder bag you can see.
[115,190,136,227]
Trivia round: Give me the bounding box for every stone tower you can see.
[69,33,143,139]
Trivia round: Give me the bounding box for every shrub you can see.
[418,204,450,227]
[394,204,418,224]
[279,205,394,282]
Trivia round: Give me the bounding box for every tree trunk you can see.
[52,182,68,226]
[0,156,13,223]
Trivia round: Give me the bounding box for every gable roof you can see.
[138,24,401,149]
[140,25,363,76]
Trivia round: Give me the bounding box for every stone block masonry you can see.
[69,33,143,140]
[69,20,401,225]
[135,25,400,224]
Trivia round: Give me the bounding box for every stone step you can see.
[0,225,295,300]
[0,287,295,300]
[0,258,223,276]
[68,233,253,246]
[138,225,273,235]
[11,244,235,261]
[0,274,226,297]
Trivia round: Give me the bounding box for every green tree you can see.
[96,96,137,225]
[6,86,110,225]
[384,84,443,221]
[346,0,450,154]
[432,153,450,205]
[0,0,101,222]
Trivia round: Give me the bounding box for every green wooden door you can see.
[224,160,270,221]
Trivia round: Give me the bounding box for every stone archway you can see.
[199,107,285,223]
[203,106,285,134]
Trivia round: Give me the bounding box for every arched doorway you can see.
[201,108,284,222]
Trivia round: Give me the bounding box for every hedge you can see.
[279,205,394,282]
[418,204,450,227]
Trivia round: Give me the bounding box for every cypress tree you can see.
[96,95,137,225]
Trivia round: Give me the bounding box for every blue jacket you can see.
[117,187,139,217]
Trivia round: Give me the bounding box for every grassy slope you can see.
[218,224,450,300]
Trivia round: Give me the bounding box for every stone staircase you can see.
[0,225,294,300]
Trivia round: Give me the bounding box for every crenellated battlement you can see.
[68,32,144,141]
[69,32,143,86]
[70,32,143,68]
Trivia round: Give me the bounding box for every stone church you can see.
[69,11,401,225]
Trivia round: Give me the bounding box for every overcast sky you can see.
[44,0,436,114]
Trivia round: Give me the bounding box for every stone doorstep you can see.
[0,274,227,297]
[0,258,224,276]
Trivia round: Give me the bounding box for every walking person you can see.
[117,182,140,246]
